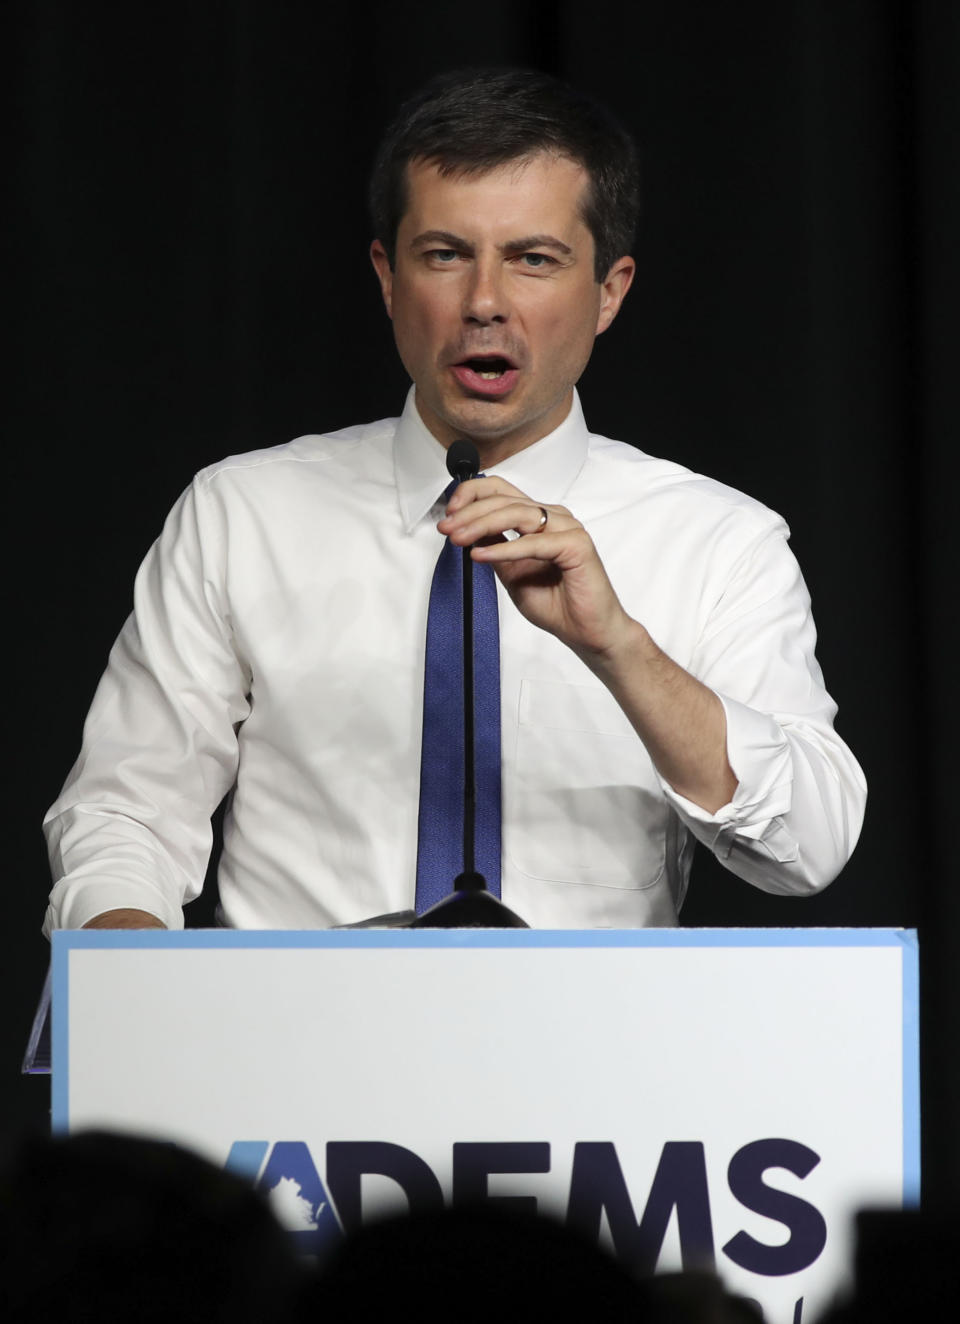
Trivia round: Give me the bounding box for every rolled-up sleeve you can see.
[43,476,251,932]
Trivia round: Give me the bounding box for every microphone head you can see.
[446,439,480,482]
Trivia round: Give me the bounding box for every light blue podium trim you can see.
[51,937,69,1133]
[51,926,921,1203]
[898,930,920,1203]
[52,925,913,951]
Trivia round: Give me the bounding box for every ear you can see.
[595,255,636,336]
[370,239,394,319]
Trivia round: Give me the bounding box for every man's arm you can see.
[439,475,738,813]
[440,473,865,894]
[43,477,249,934]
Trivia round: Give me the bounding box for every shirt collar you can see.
[393,386,590,533]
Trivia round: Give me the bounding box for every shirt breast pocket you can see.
[507,678,669,889]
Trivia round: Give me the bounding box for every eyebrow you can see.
[409,229,573,257]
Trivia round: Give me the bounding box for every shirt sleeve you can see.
[43,477,251,932]
[658,521,867,895]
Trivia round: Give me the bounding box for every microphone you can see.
[446,438,480,483]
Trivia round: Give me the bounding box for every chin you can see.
[443,399,519,441]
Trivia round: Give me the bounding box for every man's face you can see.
[371,153,634,463]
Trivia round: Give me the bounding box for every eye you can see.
[427,249,459,263]
[517,252,556,269]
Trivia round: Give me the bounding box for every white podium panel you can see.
[52,928,918,1324]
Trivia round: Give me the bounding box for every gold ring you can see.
[535,506,549,532]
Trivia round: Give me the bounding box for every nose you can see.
[462,255,509,325]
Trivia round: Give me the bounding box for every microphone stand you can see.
[336,441,527,931]
[410,442,527,929]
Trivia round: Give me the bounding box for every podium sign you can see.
[52,928,918,1324]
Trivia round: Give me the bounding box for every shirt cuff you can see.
[43,873,182,936]
[658,692,797,862]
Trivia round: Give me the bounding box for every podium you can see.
[45,927,917,1324]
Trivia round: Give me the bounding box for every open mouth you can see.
[459,355,514,380]
[450,352,520,397]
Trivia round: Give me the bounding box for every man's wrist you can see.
[576,615,658,684]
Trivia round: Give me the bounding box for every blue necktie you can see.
[415,479,502,913]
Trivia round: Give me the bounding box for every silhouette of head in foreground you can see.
[0,1129,307,1323]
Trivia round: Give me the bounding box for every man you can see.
[43,69,865,934]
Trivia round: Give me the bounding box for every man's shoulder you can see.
[193,415,400,491]
[582,430,786,536]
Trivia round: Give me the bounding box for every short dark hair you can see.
[369,68,640,282]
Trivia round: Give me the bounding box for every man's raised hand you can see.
[438,474,632,664]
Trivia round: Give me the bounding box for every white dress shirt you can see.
[43,389,866,933]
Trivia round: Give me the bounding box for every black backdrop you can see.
[8,1,960,1200]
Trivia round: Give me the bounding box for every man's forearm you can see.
[579,617,738,814]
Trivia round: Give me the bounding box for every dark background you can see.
[7,1,959,1198]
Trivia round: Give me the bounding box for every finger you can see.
[470,529,586,564]
[443,493,572,530]
[444,475,524,512]
[441,500,570,545]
